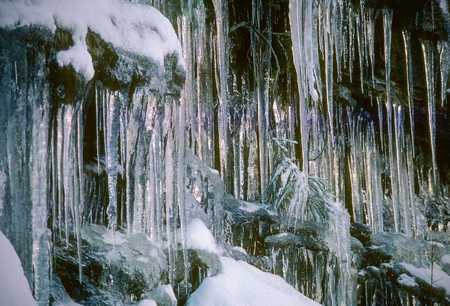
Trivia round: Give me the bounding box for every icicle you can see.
[438,41,449,107]
[163,103,175,284]
[366,10,376,90]
[31,100,50,306]
[105,93,122,230]
[421,40,438,188]
[383,8,400,232]
[212,0,232,190]
[402,31,416,156]
[75,104,84,283]
[95,86,101,175]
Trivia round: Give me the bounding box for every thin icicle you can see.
[106,93,122,230]
[421,40,438,188]
[402,30,416,156]
[383,8,400,232]
[438,41,449,107]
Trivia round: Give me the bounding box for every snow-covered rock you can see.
[0,0,182,80]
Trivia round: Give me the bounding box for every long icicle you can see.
[421,40,438,189]
[402,30,416,157]
[383,8,400,232]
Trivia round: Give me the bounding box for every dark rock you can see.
[350,223,372,246]
[265,232,328,252]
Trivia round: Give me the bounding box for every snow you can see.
[157,284,177,305]
[401,262,450,295]
[397,273,418,288]
[441,254,450,265]
[186,218,219,254]
[0,0,183,80]
[102,230,126,245]
[56,40,94,80]
[186,256,321,306]
[0,231,37,306]
[185,214,319,306]
[137,299,157,306]
[232,246,248,256]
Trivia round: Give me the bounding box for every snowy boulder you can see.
[54,225,167,305]
[0,0,183,80]
[0,0,185,101]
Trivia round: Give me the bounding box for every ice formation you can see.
[0,0,449,305]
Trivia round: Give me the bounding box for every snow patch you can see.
[441,254,450,265]
[186,218,219,254]
[232,246,248,256]
[0,0,183,80]
[0,231,37,306]
[186,256,321,306]
[401,262,450,295]
[137,299,157,306]
[397,273,418,288]
[102,230,126,245]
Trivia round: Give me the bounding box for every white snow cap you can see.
[0,231,37,306]
[0,0,183,80]
[186,218,220,254]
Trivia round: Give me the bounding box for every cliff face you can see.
[0,0,449,305]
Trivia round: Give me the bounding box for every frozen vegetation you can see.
[0,0,449,305]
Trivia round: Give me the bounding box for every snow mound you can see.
[0,231,36,306]
[186,256,321,306]
[186,218,219,254]
[0,0,182,80]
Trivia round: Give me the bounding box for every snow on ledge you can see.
[0,0,183,80]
